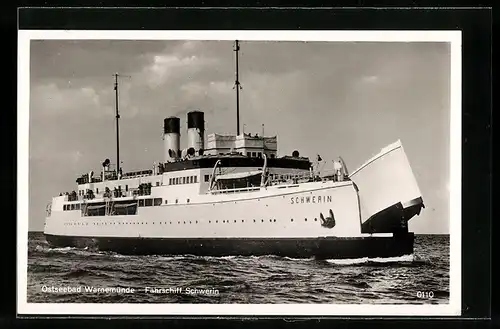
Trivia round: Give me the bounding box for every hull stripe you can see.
[44,233,414,259]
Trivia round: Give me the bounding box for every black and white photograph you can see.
[17,30,461,316]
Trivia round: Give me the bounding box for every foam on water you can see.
[326,254,415,265]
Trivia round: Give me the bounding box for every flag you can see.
[317,154,322,161]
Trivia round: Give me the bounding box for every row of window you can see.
[138,198,163,207]
[169,175,198,186]
[63,198,163,211]
[64,203,82,211]
[247,151,263,158]
[63,218,318,226]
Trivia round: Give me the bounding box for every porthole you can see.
[273,219,276,222]
[196,220,198,224]
[234,220,236,223]
[216,220,218,223]
[178,221,180,224]
[261,219,264,222]
[189,221,192,224]
[209,220,211,223]
[223,220,225,223]
[305,218,308,221]
[183,221,186,224]
[314,218,318,221]
[242,220,244,223]
[291,218,294,222]
[253,219,256,223]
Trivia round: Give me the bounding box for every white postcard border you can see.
[17,30,462,316]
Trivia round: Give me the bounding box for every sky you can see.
[28,40,451,233]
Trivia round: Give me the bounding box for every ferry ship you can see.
[43,41,425,259]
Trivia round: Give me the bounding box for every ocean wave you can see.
[326,254,415,265]
[60,267,114,279]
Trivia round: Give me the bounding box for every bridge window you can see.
[270,154,276,158]
[204,174,210,182]
[96,188,99,194]
[258,152,262,158]
[182,177,186,184]
[125,185,128,191]
[139,199,144,207]
[156,182,160,186]
[194,176,198,183]
[165,200,168,204]
[252,152,256,157]
[75,204,80,210]
[145,199,153,207]
[190,176,194,184]
[154,198,162,206]
[247,152,251,157]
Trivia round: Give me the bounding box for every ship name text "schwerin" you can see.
[290,195,332,204]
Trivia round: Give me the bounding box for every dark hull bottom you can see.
[44,233,414,259]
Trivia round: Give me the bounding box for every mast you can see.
[234,40,242,136]
[114,73,120,179]
[113,73,130,179]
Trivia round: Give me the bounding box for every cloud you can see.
[30,83,114,117]
[361,75,379,83]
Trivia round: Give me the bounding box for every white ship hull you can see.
[44,140,423,258]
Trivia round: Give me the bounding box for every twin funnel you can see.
[163,111,205,162]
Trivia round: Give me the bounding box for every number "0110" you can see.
[417,291,434,298]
